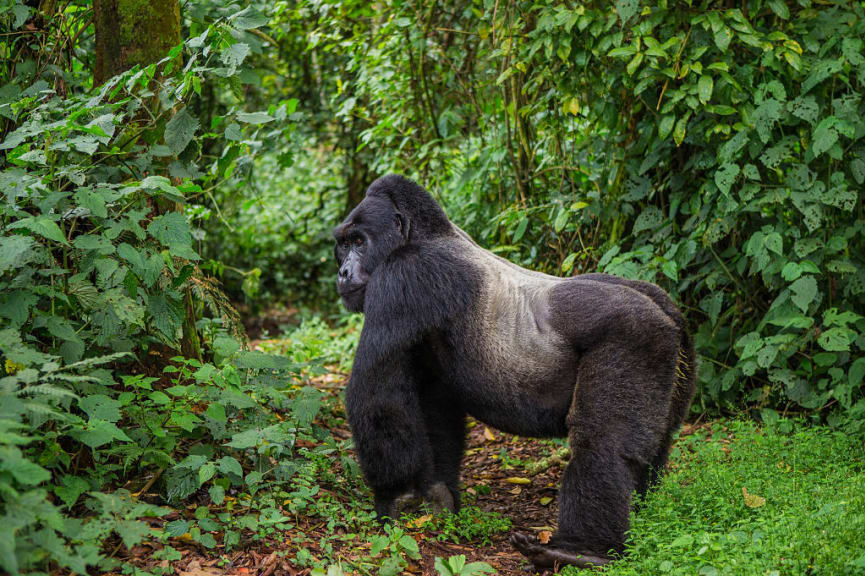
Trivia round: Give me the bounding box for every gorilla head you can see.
[332,175,449,312]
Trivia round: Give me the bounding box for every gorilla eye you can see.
[354,236,364,246]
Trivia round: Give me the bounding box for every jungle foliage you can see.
[270,0,865,420]
[1,0,865,574]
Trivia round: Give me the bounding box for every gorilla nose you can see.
[339,266,351,280]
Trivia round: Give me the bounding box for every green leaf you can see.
[850,159,865,185]
[608,46,638,58]
[8,216,68,244]
[164,107,199,155]
[205,402,227,423]
[697,74,713,104]
[116,519,150,549]
[0,529,18,575]
[0,446,51,485]
[753,99,783,143]
[626,52,644,76]
[147,212,192,246]
[513,217,528,242]
[72,420,132,448]
[714,26,732,52]
[12,4,30,28]
[767,0,790,19]
[818,328,852,352]
[79,394,122,423]
[209,484,226,505]
[0,235,35,273]
[54,475,91,508]
[226,428,262,449]
[790,276,818,313]
[615,0,639,25]
[231,5,269,30]
[176,455,208,470]
[812,117,839,158]
[658,115,675,140]
[292,386,323,427]
[633,205,663,234]
[714,163,739,195]
[217,456,244,477]
[199,462,216,484]
[849,358,865,389]
[236,111,274,125]
[233,350,293,370]
[554,208,569,232]
[165,519,190,537]
[221,43,250,68]
[399,534,421,559]
[561,252,578,274]
[789,96,819,125]
[74,188,108,218]
[671,534,694,548]
[673,114,690,146]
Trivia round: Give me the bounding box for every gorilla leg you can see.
[345,351,434,520]
[420,380,466,512]
[512,337,678,570]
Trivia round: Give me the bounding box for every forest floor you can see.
[120,324,865,576]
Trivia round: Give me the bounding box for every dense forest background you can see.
[1,0,864,574]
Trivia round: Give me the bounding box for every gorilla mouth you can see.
[339,285,365,297]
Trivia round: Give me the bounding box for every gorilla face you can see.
[333,195,408,312]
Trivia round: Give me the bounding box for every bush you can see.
[311,0,865,422]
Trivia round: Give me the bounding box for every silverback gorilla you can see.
[333,175,696,570]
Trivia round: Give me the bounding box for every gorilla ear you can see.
[394,212,411,241]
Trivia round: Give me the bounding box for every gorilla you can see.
[333,174,696,570]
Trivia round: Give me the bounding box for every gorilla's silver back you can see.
[438,226,575,429]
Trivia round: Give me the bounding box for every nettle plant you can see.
[0,8,302,574]
[0,13,296,363]
[489,0,865,421]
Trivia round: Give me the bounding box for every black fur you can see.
[333,174,697,569]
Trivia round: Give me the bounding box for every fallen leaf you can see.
[508,487,522,495]
[407,514,433,528]
[484,427,496,442]
[178,560,222,576]
[539,497,553,506]
[505,477,531,485]
[539,530,553,544]
[742,486,766,508]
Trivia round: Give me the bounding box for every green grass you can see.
[569,420,865,576]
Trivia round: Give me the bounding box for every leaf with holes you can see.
[633,206,663,234]
[147,212,192,247]
[790,276,818,313]
[818,328,853,352]
[812,117,839,158]
[164,107,199,155]
[615,0,639,25]
[714,163,739,195]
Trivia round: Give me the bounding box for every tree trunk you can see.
[92,0,199,358]
[93,0,181,85]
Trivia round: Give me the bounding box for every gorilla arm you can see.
[344,242,475,518]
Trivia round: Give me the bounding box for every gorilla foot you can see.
[509,533,610,571]
[426,482,457,513]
